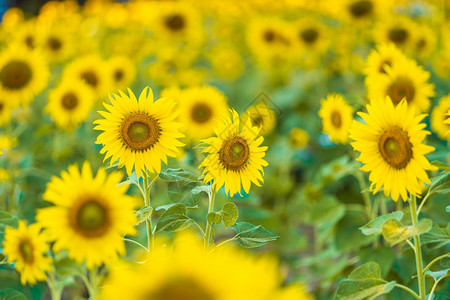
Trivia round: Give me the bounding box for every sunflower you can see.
[36,24,75,64]
[98,232,281,300]
[431,95,450,140]
[62,55,111,100]
[0,97,11,126]
[366,57,435,113]
[349,96,437,201]
[289,127,309,150]
[340,0,390,24]
[242,102,276,135]
[45,79,95,130]
[414,23,437,60]
[364,43,408,79]
[2,221,53,285]
[318,94,354,144]
[94,87,185,177]
[36,162,137,269]
[208,46,244,81]
[0,46,49,108]
[107,55,137,91]
[178,85,229,142]
[13,21,37,50]
[373,15,418,53]
[200,109,268,196]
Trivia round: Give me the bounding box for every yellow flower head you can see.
[94,87,185,176]
[318,94,354,144]
[3,221,53,285]
[364,43,408,78]
[242,103,277,135]
[36,162,138,269]
[289,127,309,150]
[431,95,450,140]
[349,96,437,201]
[107,55,137,91]
[200,109,268,196]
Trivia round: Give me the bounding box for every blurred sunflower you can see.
[242,103,276,135]
[62,55,110,99]
[99,232,282,300]
[178,85,229,142]
[94,87,185,176]
[36,162,137,269]
[0,97,11,126]
[208,46,245,81]
[340,0,389,24]
[45,80,95,130]
[37,24,75,64]
[349,96,437,201]
[200,109,268,196]
[318,94,353,144]
[289,127,309,150]
[373,16,418,53]
[2,221,53,285]
[364,43,407,78]
[14,21,37,50]
[107,55,137,91]
[414,23,437,60]
[0,46,49,108]
[366,57,435,113]
[431,95,450,140]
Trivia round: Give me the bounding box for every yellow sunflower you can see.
[242,102,276,135]
[373,15,418,54]
[339,0,390,25]
[289,127,309,150]
[2,221,53,285]
[414,23,437,60]
[36,24,75,64]
[431,95,450,140]
[178,85,229,142]
[107,55,137,91]
[0,97,11,126]
[200,109,268,196]
[45,79,95,130]
[99,232,281,300]
[318,94,354,144]
[13,21,37,50]
[94,87,185,177]
[364,43,408,78]
[62,55,111,100]
[366,57,435,113]
[36,162,137,269]
[349,96,437,202]
[0,46,49,108]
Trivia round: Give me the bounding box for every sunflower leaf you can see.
[219,202,239,227]
[158,168,198,183]
[155,203,193,233]
[425,269,450,281]
[135,206,153,224]
[231,222,277,248]
[0,289,27,300]
[429,172,450,195]
[207,212,222,225]
[382,218,433,246]
[422,223,450,249]
[360,211,404,236]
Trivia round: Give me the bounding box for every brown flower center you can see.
[389,28,409,45]
[61,92,78,110]
[219,136,250,171]
[165,14,185,31]
[122,114,161,151]
[48,37,62,51]
[143,277,214,300]
[386,78,415,105]
[0,60,32,90]
[19,240,34,263]
[349,0,373,18]
[191,103,212,123]
[300,28,318,44]
[251,114,264,127]
[81,71,98,88]
[378,59,392,74]
[114,69,124,82]
[416,39,426,50]
[25,35,34,49]
[70,199,110,238]
[378,126,412,169]
[331,111,342,128]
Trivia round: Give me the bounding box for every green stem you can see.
[47,272,62,300]
[423,252,450,274]
[214,237,236,249]
[409,196,426,300]
[416,190,431,216]
[124,237,149,253]
[143,175,154,252]
[427,274,449,300]
[204,186,216,250]
[355,170,373,220]
[395,283,421,300]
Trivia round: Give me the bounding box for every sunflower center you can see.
[219,136,250,171]
[378,127,412,169]
[349,0,373,18]
[143,277,214,300]
[114,69,124,82]
[378,59,392,74]
[61,92,78,110]
[0,60,32,90]
[25,35,34,49]
[331,111,342,128]
[251,114,264,127]
[19,240,34,263]
[81,71,98,87]
[72,200,110,238]
[122,114,161,151]
[191,103,212,123]
[389,28,408,45]
[165,14,185,31]
[417,39,426,50]
[48,37,62,51]
[386,78,415,105]
[264,30,275,42]
[300,28,318,44]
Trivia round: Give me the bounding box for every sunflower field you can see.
[0,0,449,299]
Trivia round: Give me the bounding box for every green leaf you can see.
[155,204,193,233]
[422,224,450,249]
[231,222,277,248]
[336,262,396,300]
[0,289,27,300]
[219,202,238,227]
[359,211,404,236]
[54,257,84,277]
[158,168,198,183]
[425,269,449,281]
[429,172,450,195]
[0,211,19,230]
[207,212,222,225]
[118,171,140,187]
[191,185,211,196]
[309,196,345,225]
[135,206,153,224]
[382,218,432,246]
